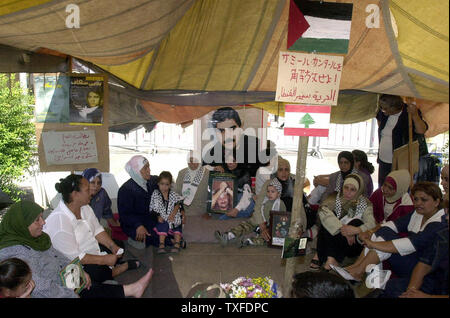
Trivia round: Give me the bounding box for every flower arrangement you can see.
[220,276,282,298]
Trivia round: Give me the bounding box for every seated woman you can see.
[0,200,153,298]
[263,156,317,239]
[175,151,210,216]
[44,174,140,285]
[370,169,414,230]
[310,174,376,271]
[394,194,448,298]
[118,155,161,249]
[340,182,446,291]
[309,151,371,205]
[441,164,448,196]
[81,168,120,228]
[352,149,375,197]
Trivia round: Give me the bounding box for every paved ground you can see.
[13,146,378,298]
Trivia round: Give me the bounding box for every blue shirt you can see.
[89,188,113,221]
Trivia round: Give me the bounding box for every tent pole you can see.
[405,97,414,188]
[283,135,308,297]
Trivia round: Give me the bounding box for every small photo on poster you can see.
[207,172,237,214]
[69,76,104,124]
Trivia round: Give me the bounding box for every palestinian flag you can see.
[288,0,353,54]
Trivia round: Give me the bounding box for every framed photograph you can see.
[268,211,291,248]
[59,257,87,294]
[207,172,237,214]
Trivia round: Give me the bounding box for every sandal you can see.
[309,258,321,270]
[170,242,181,253]
[117,259,140,270]
[157,244,166,254]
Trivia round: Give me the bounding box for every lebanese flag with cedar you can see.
[284,104,331,137]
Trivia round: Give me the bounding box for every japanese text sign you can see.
[276,51,343,105]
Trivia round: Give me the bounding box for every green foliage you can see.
[0,74,36,201]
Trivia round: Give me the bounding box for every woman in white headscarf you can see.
[117,155,161,248]
[311,174,376,271]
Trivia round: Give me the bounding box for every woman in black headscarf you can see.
[317,151,357,204]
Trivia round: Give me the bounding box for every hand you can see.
[406,101,419,116]
[135,225,151,242]
[18,279,35,298]
[83,272,92,291]
[260,224,271,242]
[345,235,356,246]
[399,288,430,298]
[361,237,376,249]
[226,208,239,218]
[226,187,233,196]
[341,225,360,236]
[168,214,175,223]
[109,243,121,256]
[358,231,372,242]
[157,216,165,223]
[103,254,119,266]
[215,166,225,173]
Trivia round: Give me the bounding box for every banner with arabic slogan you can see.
[275,51,343,105]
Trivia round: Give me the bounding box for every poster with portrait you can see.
[69,75,104,125]
[207,172,238,214]
[268,211,292,248]
[33,73,70,123]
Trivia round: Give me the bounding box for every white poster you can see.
[42,130,99,165]
[276,51,344,105]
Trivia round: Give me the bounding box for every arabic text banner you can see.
[275,51,343,105]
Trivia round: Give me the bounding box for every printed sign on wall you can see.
[276,51,343,105]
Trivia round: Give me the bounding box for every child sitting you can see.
[0,258,35,298]
[214,178,286,247]
[151,171,186,254]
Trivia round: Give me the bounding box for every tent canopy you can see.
[0,0,448,136]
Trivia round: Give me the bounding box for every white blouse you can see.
[43,200,106,261]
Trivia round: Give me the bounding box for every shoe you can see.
[214,231,229,247]
[239,238,254,248]
[157,244,167,254]
[309,258,321,271]
[180,239,187,249]
[365,264,391,289]
[170,242,181,253]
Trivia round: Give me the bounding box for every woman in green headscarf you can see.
[0,200,51,251]
[0,200,153,298]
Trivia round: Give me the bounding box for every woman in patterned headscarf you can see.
[310,174,376,271]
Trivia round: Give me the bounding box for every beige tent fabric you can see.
[0,0,193,63]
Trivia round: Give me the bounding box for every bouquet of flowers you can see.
[220,276,282,298]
